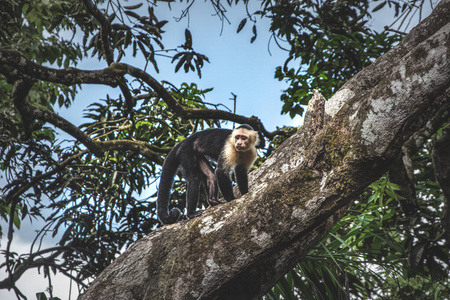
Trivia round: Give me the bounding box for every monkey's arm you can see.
[234,165,249,196]
[216,167,235,202]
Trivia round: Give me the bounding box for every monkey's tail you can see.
[157,144,183,224]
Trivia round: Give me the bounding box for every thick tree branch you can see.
[0,49,122,86]
[432,125,450,244]
[110,62,278,138]
[1,49,278,139]
[79,1,450,299]
[12,91,164,164]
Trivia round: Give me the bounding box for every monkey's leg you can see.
[216,168,235,202]
[207,179,220,206]
[185,174,205,219]
[199,157,220,206]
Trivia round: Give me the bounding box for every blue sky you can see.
[0,1,435,299]
[56,1,299,131]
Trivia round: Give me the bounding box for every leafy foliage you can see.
[267,141,450,299]
[0,2,222,296]
[267,0,403,117]
[235,0,424,117]
[0,0,447,299]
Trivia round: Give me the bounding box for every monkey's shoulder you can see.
[176,128,232,157]
[190,128,232,140]
[186,129,232,146]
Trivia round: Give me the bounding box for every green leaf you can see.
[124,10,141,19]
[185,29,192,48]
[124,3,143,10]
[36,292,47,300]
[237,18,247,33]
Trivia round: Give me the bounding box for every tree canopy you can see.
[0,0,449,299]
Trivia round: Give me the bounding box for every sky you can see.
[0,1,435,299]
[58,1,301,131]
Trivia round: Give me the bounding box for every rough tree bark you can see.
[79,1,450,299]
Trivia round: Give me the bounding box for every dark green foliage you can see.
[267,1,403,117]
[1,84,218,285]
[0,1,218,290]
[1,0,447,299]
[267,145,450,299]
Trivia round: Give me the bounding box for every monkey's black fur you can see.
[156,127,262,225]
[157,129,231,224]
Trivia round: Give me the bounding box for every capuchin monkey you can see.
[157,124,262,225]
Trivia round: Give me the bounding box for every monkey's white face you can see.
[234,134,249,151]
[233,129,254,152]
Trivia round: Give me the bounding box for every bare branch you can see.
[0,247,66,290]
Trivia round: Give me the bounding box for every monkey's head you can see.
[232,125,258,152]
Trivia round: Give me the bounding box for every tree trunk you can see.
[79,1,450,299]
